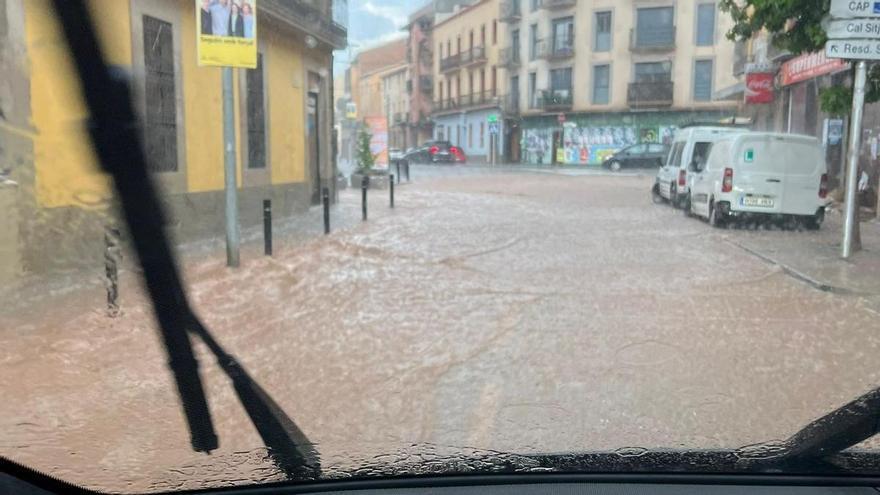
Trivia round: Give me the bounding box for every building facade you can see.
[432,0,507,163]
[383,65,411,151]
[499,0,739,165]
[404,2,437,147]
[0,0,345,279]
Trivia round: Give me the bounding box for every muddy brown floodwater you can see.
[2,169,879,493]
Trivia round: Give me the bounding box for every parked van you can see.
[654,126,749,207]
[686,133,829,228]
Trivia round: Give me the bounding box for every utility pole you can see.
[222,67,240,267]
[842,61,866,258]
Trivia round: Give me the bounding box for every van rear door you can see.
[732,135,785,214]
[781,140,824,215]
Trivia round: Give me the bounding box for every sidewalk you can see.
[727,209,880,296]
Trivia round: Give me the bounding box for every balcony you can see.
[393,112,409,125]
[433,97,460,112]
[499,0,521,22]
[627,81,674,108]
[419,75,433,93]
[461,46,487,67]
[499,47,521,69]
[459,92,495,109]
[538,89,573,111]
[536,38,574,61]
[261,0,347,50]
[439,53,462,73]
[629,26,676,52]
[540,0,577,9]
[502,93,520,114]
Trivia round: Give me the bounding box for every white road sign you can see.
[826,18,880,38]
[826,39,880,59]
[830,0,880,18]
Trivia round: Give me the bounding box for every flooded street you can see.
[2,167,880,493]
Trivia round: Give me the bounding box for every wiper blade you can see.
[775,387,880,461]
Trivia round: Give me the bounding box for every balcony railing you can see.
[540,0,577,9]
[630,26,676,52]
[538,89,573,111]
[261,0,347,49]
[433,93,497,113]
[499,47,521,69]
[627,81,674,108]
[433,97,460,112]
[439,53,462,72]
[461,46,487,67]
[536,38,575,60]
[499,0,521,22]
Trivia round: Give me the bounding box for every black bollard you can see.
[390,174,395,208]
[396,161,401,183]
[104,226,120,317]
[361,175,369,221]
[405,161,411,182]
[263,199,272,256]
[322,187,330,234]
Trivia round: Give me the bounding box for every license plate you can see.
[742,196,774,207]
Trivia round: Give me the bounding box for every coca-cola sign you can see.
[745,72,774,104]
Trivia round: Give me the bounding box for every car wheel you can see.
[681,193,692,217]
[651,183,665,204]
[609,160,622,172]
[708,200,727,228]
[804,208,824,230]
[670,183,680,208]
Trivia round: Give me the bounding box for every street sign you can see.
[826,39,880,59]
[489,122,499,134]
[487,114,498,124]
[830,0,880,19]
[825,18,880,38]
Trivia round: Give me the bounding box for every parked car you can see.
[603,143,668,171]
[685,132,829,228]
[389,148,404,162]
[655,125,749,207]
[402,141,467,164]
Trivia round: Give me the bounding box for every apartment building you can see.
[404,3,437,147]
[383,65,411,150]
[432,0,507,162]
[498,0,739,165]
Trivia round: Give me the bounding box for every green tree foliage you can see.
[356,127,375,173]
[719,0,880,115]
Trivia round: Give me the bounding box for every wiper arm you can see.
[777,387,880,461]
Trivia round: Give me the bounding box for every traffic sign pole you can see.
[842,60,866,259]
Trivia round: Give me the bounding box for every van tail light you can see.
[819,173,828,198]
[722,167,734,193]
[429,146,439,154]
[678,169,687,186]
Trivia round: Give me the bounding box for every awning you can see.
[713,82,745,101]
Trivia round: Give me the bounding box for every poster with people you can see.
[196,0,257,68]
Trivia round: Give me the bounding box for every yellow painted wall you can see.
[25,0,130,208]
[266,34,306,184]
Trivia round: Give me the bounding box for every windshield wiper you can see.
[50,0,319,477]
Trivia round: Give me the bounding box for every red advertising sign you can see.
[780,51,849,86]
[745,72,774,104]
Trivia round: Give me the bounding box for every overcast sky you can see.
[334,0,422,74]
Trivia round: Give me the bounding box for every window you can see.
[529,24,538,60]
[479,68,485,97]
[528,71,537,108]
[447,39,451,56]
[512,29,520,61]
[593,64,610,104]
[480,122,485,147]
[530,0,539,12]
[491,66,497,97]
[690,141,713,170]
[468,123,473,148]
[693,59,713,101]
[468,71,474,97]
[550,67,572,92]
[552,17,574,54]
[246,53,267,169]
[481,25,485,46]
[594,11,611,52]
[142,15,178,173]
[635,6,674,47]
[648,144,666,153]
[696,3,715,46]
[634,61,671,82]
[493,20,497,45]
[438,81,444,101]
[438,43,443,59]
[457,36,461,53]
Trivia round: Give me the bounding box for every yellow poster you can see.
[196,0,257,68]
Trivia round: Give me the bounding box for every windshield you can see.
[2,0,880,493]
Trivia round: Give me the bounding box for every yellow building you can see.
[0,0,346,277]
[496,0,740,164]
[432,0,507,162]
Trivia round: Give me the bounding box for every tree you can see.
[355,127,375,173]
[719,0,880,116]
[720,0,867,248]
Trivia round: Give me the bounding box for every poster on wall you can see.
[196,0,258,68]
[365,117,389,168]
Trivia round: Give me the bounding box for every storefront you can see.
[433,107,505,163]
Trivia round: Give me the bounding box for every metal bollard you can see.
[406,161,411,182]
[263,199,272,256]
[104,226,121,317]
[361,175,369,221]
[396,161,401,183]
[390,174,395,208]
[322,187,330,234]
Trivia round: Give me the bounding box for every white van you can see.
[654,126,749,207]
[687,133,829,228]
